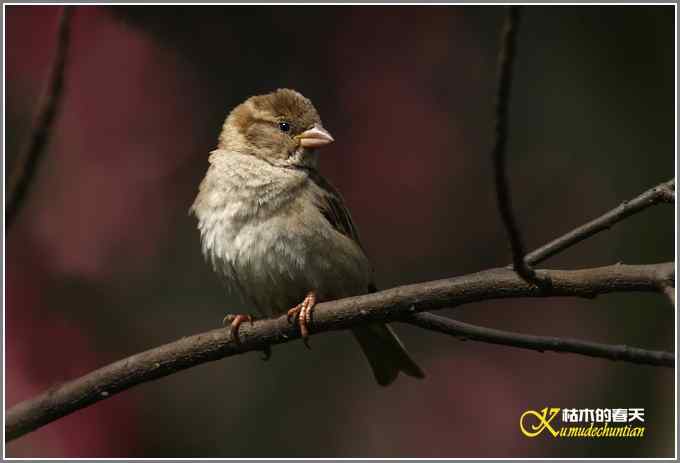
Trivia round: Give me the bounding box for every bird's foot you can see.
[222,313,254,344]
[286,291,317,349]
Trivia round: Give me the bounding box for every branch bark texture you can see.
[5,262,674,442]
[525,179,676,266]
[407,312,673,366]
[491,6,539,285]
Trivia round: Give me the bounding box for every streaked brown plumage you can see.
[191,88,424,385]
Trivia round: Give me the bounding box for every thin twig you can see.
[407,312,673,367]
[660,284,675,307]
[491,6,538,285]
[5,262,674,442]
[6,6,73,229]
[525,179,676,266]
[663,285,675,306]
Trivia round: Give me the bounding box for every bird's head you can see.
[218,88,334,170]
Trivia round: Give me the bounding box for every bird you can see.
[190,88,424,386]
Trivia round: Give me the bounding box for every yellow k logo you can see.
[520,407,560,437]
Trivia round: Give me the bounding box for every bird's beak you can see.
[296,126,334,149]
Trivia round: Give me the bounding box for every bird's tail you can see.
[352,323,425,386]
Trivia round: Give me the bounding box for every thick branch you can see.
[525,179,676,266]
[5,262,674,442]
[407,312,673,367]
[6,7,73,229]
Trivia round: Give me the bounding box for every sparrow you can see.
[190,88,424,386]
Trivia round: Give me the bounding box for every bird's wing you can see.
[306,169,367,252]
[307,170,377,292]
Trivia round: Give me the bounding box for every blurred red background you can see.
[5,5,675,457]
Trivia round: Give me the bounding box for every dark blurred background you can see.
[5,5,675,458]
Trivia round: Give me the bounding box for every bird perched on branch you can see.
[190,88,424,386]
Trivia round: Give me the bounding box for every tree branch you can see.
[660,283,675,307]
[6,6,73,229]
[491,6,540,286]
[524,179,676,266]
[406,312,673,367]
[5,262,674,442]
[5,5,672,452]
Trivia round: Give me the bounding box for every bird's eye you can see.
[278,122,291,133]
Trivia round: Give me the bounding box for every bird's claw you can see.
[286,291,316,349]
[286,305,300,324]
[222,313,254,344]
